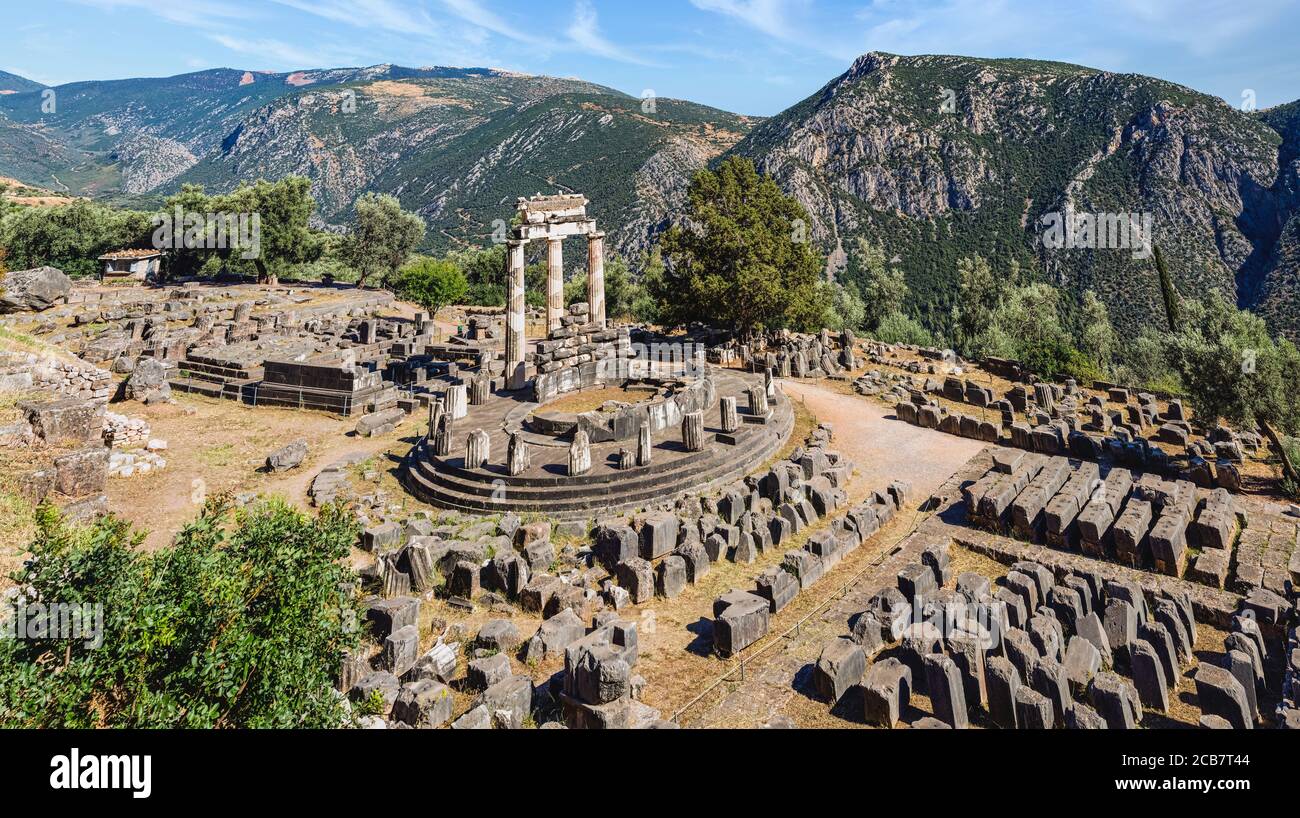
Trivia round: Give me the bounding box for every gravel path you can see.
[779,378,986,500]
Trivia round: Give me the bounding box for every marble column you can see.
[587,231,606,329]
[446,383,468,420]
[433,413,453,457]
[720,396,739,434]
[427,399,444,440]
[466,430,490,470]
[508,431,531,476]
[682,411,705,452]
[569,430,592,476]
[469,374,490,406]
[506,239,527,390]
[637,423,652,467]
[546,237,565,334]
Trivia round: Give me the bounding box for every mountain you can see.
[726,53,1300,339]
[0,70,44,94]
[3,54,1298,339]
[1251,100,1300,332]
[0,65,526,196]
[0,65,753,258]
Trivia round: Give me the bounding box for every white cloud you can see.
[207,34,362,71]
[71,0,254,28]
[440,0,550,47]
[689,0,851,59]
[566,1,660,66]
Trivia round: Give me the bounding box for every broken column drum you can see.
[466,430,491,470]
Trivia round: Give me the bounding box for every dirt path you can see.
[779,378,986,497]
[632,379,989,726]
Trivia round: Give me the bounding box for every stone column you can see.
[765,368,776,401]
[720,396,739,434]
[682,411,705,452]
[637,423,652,467]
[446,383,468,420]
[506,239,527,390]
[466,430,490,470]
[587,231,606,329]
[433,413,453,457]
[569,430,592,476]
[546,237,565,334]
[748,386,769,417]
[508,431,530,476]
[427,399,443,439]
[469,374,490,406]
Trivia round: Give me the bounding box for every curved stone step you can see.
[401,399,793,518]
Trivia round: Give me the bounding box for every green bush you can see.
[0,497,362,728]
[873,310,936,347]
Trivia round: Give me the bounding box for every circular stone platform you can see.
[401,368,794,519]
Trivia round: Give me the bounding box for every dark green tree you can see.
[1154,246,1182,332]
[393,255,468,317]
[847,237,907,331]
[340,192,425,289]
[1164,294,1300,482]
[653,157,825,336]
[0,199,153,277]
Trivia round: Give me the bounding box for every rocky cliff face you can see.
[728,52,1299,338]
[0,66,751,260]
[3,55,1297,338]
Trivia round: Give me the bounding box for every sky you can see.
[2,0,1299,116]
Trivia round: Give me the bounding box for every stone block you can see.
[814,637,867,704]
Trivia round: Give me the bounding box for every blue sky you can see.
[3,0,1299,115]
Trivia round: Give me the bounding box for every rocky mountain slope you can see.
[0,66,752,258]
[1251,100,1300,333]
[0,71,43,94]
[726,53,1300,338]
[2,55,1297,339]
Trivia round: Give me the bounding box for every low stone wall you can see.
[0,349,112,402]
[104,411,150,448]
[575,376,715,443]
[533,325,633,403]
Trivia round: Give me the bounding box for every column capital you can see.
[588,230,606,241]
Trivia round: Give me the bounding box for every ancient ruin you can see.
[2,194,1297,738]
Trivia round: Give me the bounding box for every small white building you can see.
[98,249,162,284]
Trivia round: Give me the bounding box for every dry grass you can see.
[639,504,927,727]
[541,384,658,415]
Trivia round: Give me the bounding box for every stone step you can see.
[402,404,793,518]
[168,375,226,398]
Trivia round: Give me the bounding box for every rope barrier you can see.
[669,498,936,726]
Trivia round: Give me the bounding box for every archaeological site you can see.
[2,1,1298,801]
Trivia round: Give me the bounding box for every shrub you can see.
[0,498,362,728]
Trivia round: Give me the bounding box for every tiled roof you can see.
[98,249,162,260]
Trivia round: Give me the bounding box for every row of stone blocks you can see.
[900,386,1247,493]
[710,481,913,658]
[359,516,558,608]
[1281,596,1300,728]
[348,589,662,728]
[895,399,1000,443]
[586,441,854,610]
[964,448,1245,587]
[807,547,1271,729]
